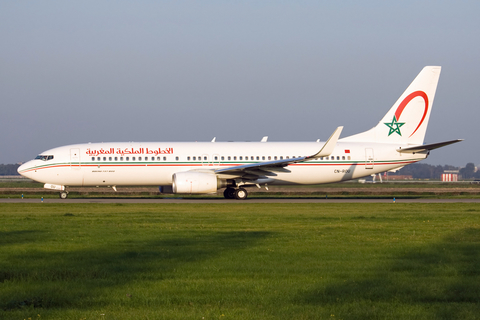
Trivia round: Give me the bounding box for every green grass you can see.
[1,203,480,319]
[2,180,480,200]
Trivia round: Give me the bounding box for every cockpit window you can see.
[35,155,54,161]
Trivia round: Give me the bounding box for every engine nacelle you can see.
[172,172,218,194]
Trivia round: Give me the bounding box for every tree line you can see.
[0,164,21,176]
[391,162,479,180]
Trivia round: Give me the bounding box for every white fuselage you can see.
[18,140,427,188]
[17,66,458,199]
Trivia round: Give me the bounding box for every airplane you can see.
[18,66,462,200]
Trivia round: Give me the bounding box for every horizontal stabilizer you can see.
[397,139,463,153]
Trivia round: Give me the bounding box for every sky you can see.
[1,1,478,167]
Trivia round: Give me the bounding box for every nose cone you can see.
[17,161,35,179]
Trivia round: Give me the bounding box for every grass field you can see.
[1,203,479,319]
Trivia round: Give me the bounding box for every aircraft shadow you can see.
[0,231,270,310]
[0,230,47,248]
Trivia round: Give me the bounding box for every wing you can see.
[213,127,343,179]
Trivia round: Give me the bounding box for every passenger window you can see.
[239,156,242,160]
[268,156,271,160]
[280,156,283,160]
[132,157,136,161]
[348,156,351,160]
[126,157,129,161]
[331,156,334,160]
[204,156,207,161]
[109,157,112,161]
[139,157,142,161]
[114,157,118,161]
[187,156,191,161]
[175,156,179,161]
[262,156,265,160]
[256,156,259,160]
[120,157,123,161]
[214,156,218,160]
[274,156,277,160]
[193,156,196,161]
[342,156,345,160]
[233,156,237,160]
[97,157,101,161]
[92,157,95,161]
[103,157,107,161]
[228,156,231,160]
[286,156,289,159]
[163,156,167,161]
[221,156,224,160]
[336,156,340,160]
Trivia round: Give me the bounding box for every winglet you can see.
[307,126,343,159]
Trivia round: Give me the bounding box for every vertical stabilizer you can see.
[341,66,441,145]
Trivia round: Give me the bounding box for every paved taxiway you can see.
[1,198,479,204]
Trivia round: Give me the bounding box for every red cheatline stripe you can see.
[20,160,419,173]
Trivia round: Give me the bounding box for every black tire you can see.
[223,188,236,199]
[234,188,248,200]
[59,192,68,199]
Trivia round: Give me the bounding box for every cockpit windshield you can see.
[35,155,54,161]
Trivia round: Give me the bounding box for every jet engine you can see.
[172,172,220,194]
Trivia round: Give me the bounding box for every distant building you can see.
[442,173,458,182]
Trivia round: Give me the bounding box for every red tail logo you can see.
[393,91,429,137]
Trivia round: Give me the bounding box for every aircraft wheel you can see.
[224,187,236,199]
[234,188,248,200]
[59,191,68,199]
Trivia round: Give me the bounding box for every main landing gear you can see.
[223,187,248,200]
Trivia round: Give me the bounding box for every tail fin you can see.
[341,66,441,145]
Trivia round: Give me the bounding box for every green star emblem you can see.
[384,116,405,136]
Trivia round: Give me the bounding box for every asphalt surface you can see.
[1,198,479,204]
